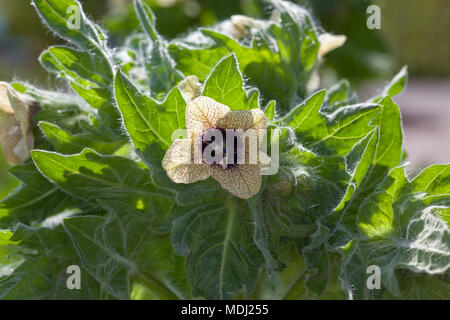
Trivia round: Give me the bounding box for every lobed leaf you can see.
[39,121,123,155]
[31,149,170,208]
[64,209,190,300]
[171,200,264,299]
[0,163,76,227]
[202,54,259,110]
[114,70,186,149]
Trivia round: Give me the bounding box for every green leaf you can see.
[328,94,415,298]
[172,1,320,111]
[247,243,307,299]
[372,96,403,167]
[384,66,408,97]
[282,147,350,217]
[171,200,264,299]
[331,95,403,220]
[133,0,183,97]
[268,0,319,72]
[373,66,408,102]
[264,100,276,121]
[247,196,280,272]
[0,163,76,227]
[0,230,24,279]
[69,83,122,138]
[133,0,158,41]
[382,271,449,300]
[361,205,449,296]
[0,149,20,202]
[0,224,103,299]
[324,79,358,112]
[261,128,379,247]
[12,81,91,132]
[202,54,259,110]
[32,0,113,71]
[330,94,404,244]
[200,28,293,108]
[338,166,450,298]
[409,164,450,197]
[334,128,379,211]
[145,45,183,99]
[31,149,171,208]
[302,223,331,297]
[168,42,228,81]
[280,90,380,156]
[70,84,110,110]
[40,121,123,155]
[114,70,186,149]
[64,210,190,299]
[33,1,119,131]
[39,46,113,89]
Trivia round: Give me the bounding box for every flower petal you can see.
[211,164,262,199]
[0,82,39,165]
[258,151,272,168]
[217,110,253,130]
[216,108,268,131]
[0,82,15,115]
[318,33,346,58]
[186,96,230,132]
[247,109,268,151]
[250,108,268,130]
[162,138,210,183]
[230,15,254,40]
[0,124,31,165]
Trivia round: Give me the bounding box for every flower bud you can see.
[230,15,255,40]
[178,76,202,102]
[0,82,40,165]
[318,33,347,58]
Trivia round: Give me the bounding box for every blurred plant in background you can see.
[104,0,264,40]
[300,0,393,85]
[2,0,450,83]
[104,0,397,84]
[382,0,450,77]
[0,0,396,84]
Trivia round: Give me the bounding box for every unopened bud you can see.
[0,82,40,165]
[230,15,254,40]
[178,76,202,102]
[318,33,347,58]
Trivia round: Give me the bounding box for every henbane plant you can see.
[0,0,448,300]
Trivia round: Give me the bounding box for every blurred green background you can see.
[1,0,449,196]
[2,0,450,84]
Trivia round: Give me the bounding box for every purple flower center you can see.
[201,128,241,169]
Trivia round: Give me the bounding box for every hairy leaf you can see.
[0,163,76,227]
[171,200,264,299]
[114,70,186,149]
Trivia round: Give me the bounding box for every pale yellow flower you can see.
[0,82,39,165]
[318,33,347,58]
[177,76,202,102]
[162,96,270,199]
